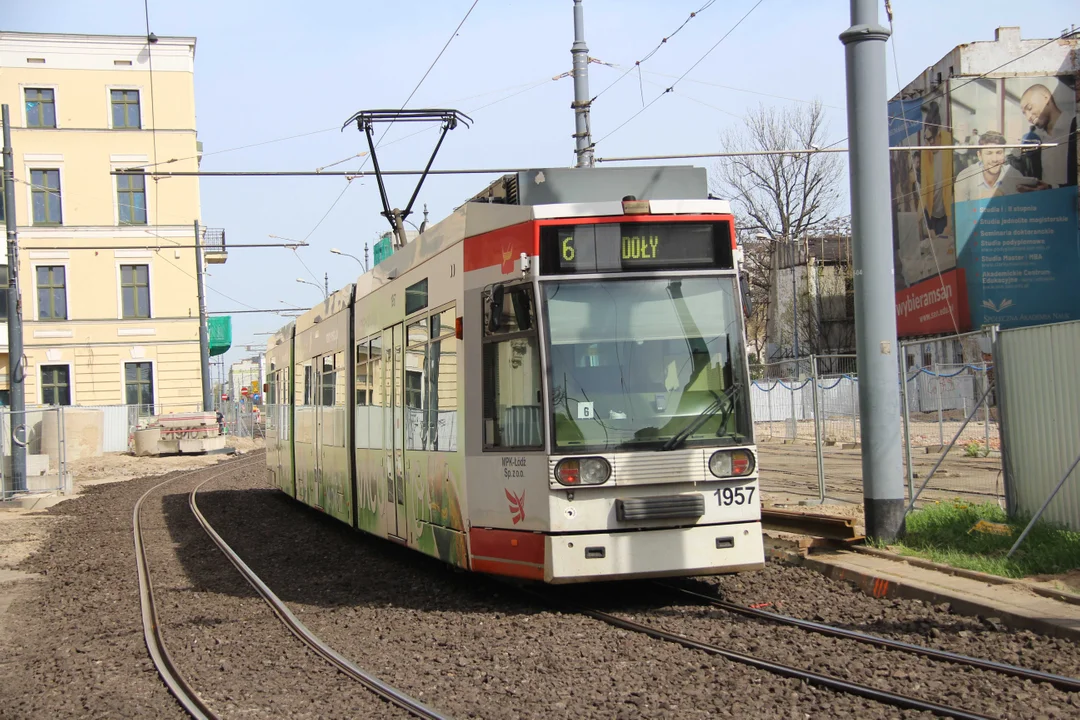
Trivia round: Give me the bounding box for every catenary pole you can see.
[841,1,905,540]
[571,0,595,167]
[193,220,212,412]
[2,105,26,496]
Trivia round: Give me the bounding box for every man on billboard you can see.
[955,131,1029,202]
[1016,82,1078,191]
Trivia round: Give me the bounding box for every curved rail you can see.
[576,604,991,720]
[133,454,263,719]
[189,474,451,720]
[661,583,1080,693]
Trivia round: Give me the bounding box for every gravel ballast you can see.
[1,455,1076,718]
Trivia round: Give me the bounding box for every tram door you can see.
[383,324,407,539]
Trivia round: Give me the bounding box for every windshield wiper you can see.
[659,383,741,452]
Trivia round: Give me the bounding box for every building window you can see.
[120,264,150,318]
[125,362,154,413]
[117,171,147,225]
[30,169,62,225]
[25,88,56,128]
[36,265,67,321]
[41,365,71,406]
[111,90,141,129]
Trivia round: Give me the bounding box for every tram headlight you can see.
[555,457,611,486]
[708,449,755,478]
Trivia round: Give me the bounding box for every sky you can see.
[4,0,1077,368]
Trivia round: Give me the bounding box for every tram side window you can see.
[404,311,458,452]
[297,363,313,406]
[368,335,386,451]
[426,307,458,452]
[355,341,370,406]
[354,340,370,449]
[405,319,427,451]
[482,287,542,449]
[319,355,335,407]
[266,364,276,406]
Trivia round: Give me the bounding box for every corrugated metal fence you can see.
[998,319,1080,530]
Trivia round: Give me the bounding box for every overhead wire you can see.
[589,0,767,149]
[11,175,296,315]
[134,126,340,171]
[590,0,718,103]
[292,0,482,254]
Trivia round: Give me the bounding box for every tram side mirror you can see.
[740,272,752,319]
[512,289,532,331]
[488,284,505,333]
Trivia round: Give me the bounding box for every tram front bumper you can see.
[545,521,765,584]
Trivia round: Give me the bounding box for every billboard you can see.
[888,74,1080,336]
[889,91,966,336]
[951,75,1079,328]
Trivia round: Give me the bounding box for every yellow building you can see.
[0,31,225,412]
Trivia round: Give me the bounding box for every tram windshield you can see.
[543,276,751,453]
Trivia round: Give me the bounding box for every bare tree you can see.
[710,101,846,362]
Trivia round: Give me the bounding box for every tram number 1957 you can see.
[715,486,755,507]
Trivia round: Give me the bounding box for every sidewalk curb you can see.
[772,548,1080,642]
[851,545,1080,607]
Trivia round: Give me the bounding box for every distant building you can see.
[765,234,855,365]
[227,356,262,404]
[889,26,1079,340]
[0,31,227,411]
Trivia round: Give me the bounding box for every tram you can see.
[264,166,764,583]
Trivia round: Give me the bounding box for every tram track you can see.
[658,582,1080,693]
[187,469,450,720]
[573,602,992,720]
[523,579,1080,720]
[134,451,450,720]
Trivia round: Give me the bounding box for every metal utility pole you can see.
[571,0,595,167]
[841,0,905,540]
[2,105,26,495]
[193,220,212,412]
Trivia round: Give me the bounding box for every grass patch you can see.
[892,501,1080,579]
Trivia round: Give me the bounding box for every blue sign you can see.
[955,186,1080,328]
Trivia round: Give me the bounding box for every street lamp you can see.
[330,247,366,272]
[295,276,324,297]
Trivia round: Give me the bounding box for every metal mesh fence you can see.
[0,407,69,501]
[754,329,1004,508]
[217,400,262,439]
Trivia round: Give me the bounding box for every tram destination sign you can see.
[540,221,733,274]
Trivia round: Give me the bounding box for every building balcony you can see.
[202,227,227,264]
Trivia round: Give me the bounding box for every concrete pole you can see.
[193,220,212,412]
[840,1,905,540]
[3,105,26,495]
[791,242,799,360]
[811,355,825,503]
[571,0,595,167]
[900,367,914,504]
